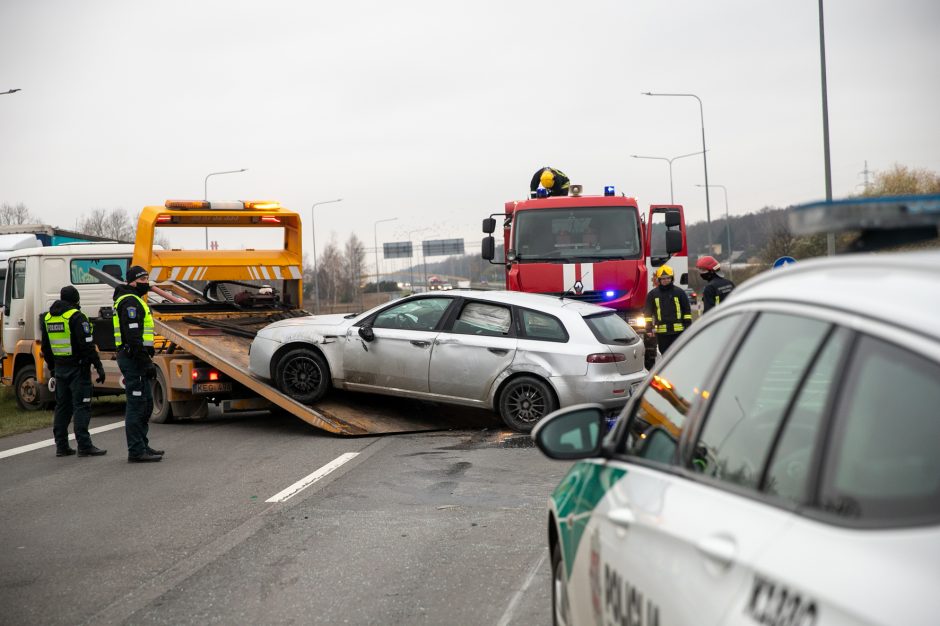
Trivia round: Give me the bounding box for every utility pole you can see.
[859,161,873,193]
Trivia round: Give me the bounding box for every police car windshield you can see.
[514,207,640,262]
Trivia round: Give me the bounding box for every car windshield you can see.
[513,207,640,261]
[583,312,640,345]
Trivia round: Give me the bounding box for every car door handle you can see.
[18,319,26,326]
[488,348,509,356]
[606,508,635,528]
[696,534,737,567]
[410,340,430,348]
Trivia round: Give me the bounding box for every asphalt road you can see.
[0,408,567,625]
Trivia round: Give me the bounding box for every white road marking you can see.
[496,550,548,626]
[265,452,359,503]
[0,420,125,460]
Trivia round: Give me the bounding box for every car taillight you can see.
[587,353,626,363]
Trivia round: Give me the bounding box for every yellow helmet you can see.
[654,265,674,279]
[540,169,555,188]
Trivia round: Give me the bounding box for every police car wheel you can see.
[551,541,571,626]
[276,348,330,405]
[498,376,556,433]
[14,365,43,411]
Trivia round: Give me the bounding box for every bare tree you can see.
[342,234,366,303]
[75,208,135,242]
[317,238,344,306]
[758,207,799,264]
[0,202,38,225]
[860,164,940,197]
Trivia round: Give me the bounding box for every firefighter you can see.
[113,265,164,463]
[644,265,692,356]
[696,255,735,313]
[529,167,570,198]
[40,286,107,457]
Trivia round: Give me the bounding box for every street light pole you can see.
[1,88,22,95]
[696,184,733,279]
[310,198,343,313]
[203,168,247,249]
[374,217,398,296]
[818,0,835,256]
[642,92,713,251]
[631,150,705,204]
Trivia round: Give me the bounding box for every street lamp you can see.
[203,168,247,249]
[374,217,398,295]
[695,184,733,279]
[310,198,343,313]
[631,150,705,204]
[1,88,22,95]
[818,0,835,255]
[642,92,713,251]
[406,228,429,293]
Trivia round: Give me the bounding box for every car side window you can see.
[819,336,940,525]
[372,298,451,331]
[763,327,851,504]
[12,259,27,299]
[450,301,512,336]
[691,313,831,490]
[620,314,741,464]
[520,309,567,342]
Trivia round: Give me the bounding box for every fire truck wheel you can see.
[498,375,557,433]
[150,368,175,423]
[275,348,330,405]
[14,365,43,411]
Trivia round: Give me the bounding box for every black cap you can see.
[126,265,149,283]
[60,286,80,304]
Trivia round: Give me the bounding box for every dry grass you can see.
[0,387,125,439]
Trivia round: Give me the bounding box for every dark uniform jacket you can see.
[529,167,571,198]
[702,276,735,312]
[112,284,153,359]
[644,283,692,335]
[40,300,100,371]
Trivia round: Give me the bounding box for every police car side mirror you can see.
[531,404,606,460]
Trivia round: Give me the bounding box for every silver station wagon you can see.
[249,290,648,431]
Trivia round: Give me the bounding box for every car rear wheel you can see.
[275,348,330,405]
[552,541,570,626]
[498,375,556,432]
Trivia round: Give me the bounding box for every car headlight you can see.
[628,317,648,329]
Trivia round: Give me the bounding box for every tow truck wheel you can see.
[14,365,43,411]
[498,376,556,433]
[551,541,571,626]
[150,367,175,423]
[275,348,330,405]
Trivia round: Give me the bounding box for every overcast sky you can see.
[1,0,938,258]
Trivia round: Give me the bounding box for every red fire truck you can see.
[481,184,688,368]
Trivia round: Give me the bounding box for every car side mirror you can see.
[531,404,607,460]
[482,236,495,260]
[482,217,496,234]
[665,230,682,255]
[665,210,681,229]
[358,326,375,342]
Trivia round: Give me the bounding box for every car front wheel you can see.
[552,541,571,626]
[275,348,330,405]
[498,375,556,432]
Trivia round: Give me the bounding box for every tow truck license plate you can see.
[193,382,232,394]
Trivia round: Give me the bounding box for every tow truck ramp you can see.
[155,316,498,436]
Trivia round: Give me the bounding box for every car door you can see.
[343,296,452,394]
[2,258,28,351]
[586,312,837,626]
[740,332,940,626]
[428,299,517,402]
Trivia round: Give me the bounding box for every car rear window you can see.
[584,313,640,345]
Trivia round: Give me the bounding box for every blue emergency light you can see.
[605,290,615,298]
[604,186,615,196]
[536,188,550,198]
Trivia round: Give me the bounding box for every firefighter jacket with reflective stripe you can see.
[644,284,692,335]
[113,289,154,349]
[40,301,98,368]
[702,276,735,313]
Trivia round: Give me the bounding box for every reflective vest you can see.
[44,309,81,356]
[652,294,693,334]
[113,293,154,348]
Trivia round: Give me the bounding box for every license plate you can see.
[193,382,232,394]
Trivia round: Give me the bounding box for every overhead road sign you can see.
[423,238,465,257]
[383,241,413,259]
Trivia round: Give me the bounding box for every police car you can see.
[533,197,940,625]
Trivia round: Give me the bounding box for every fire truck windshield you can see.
[513,206,640,262]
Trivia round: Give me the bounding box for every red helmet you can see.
[696,256,721,272]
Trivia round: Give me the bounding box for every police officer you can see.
[40,286,107,457]
[644,265,692,356]
[529,166,570,198]
[695,255,735,313]
[113,265,164,463]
